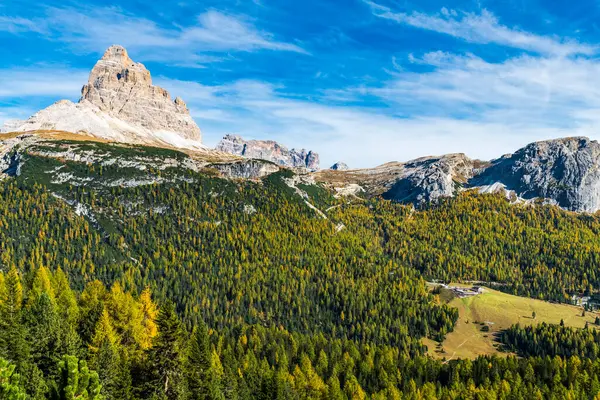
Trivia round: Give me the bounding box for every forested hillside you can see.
[501,322,600,359]
[2,266,600,399]
[3,140,600,398]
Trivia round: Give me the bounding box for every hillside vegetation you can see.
[2,266,600,399]
[2,139,600,397]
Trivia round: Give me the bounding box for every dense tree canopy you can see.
[2,144,600,398]
[1,266,600,399]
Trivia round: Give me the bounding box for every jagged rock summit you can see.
[216,134,320,170]
[330,162,349,171]
[317,153,479,204]
[6,45,203,148]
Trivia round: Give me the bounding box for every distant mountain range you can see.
[2,45,600,213]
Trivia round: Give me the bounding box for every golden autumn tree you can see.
[138,287,158,350]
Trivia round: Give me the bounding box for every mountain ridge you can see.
[317,136,600,213]
[216,134,320,170]
[1,45,599,212]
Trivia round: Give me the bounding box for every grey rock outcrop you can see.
[209,159,280,180]
[216,134,319,170]
[382,153,477,204]
[330,162,349,171]
[316,153,478,205]
[317,137,600,213]
[472,137,600,212]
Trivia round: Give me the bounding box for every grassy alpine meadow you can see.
[425,286,600,360]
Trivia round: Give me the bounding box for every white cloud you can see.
[0,7,306,66]
[362,52,600,129]
[181,11,307,53]
[155,75,600,168]
[0,16,47,34]
[365,1,594,56]
[0,66,88,99]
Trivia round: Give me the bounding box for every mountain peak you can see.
[101,44,129,60]
[8,45,202,148]
[79,45,199,134]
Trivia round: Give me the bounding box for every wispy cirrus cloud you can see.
[0,16,47,34]
[181,11,307,53]
[367,52,600,125]
[0,7,307,66]
[364,1,594,56]
[153,75,600,168]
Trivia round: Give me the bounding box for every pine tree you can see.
[148,301,185,399]
[106,283,146,352]
[326,376,344,400]
[139,287,158,350]
[90,308,118,352]
[186,319,223,400]
[51,355,103,400]
[0,267,22,319]
[344,375,366,400]
[78,281,107,346]
[53,268,79,327]
[28,266,55,306]
[91,340,120,400]
[24,292,63,377]
[0,357,27,400]
[0,268,29,370]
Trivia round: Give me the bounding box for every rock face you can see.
[216,134,319,170]
[6,45,203,149]
[472,137,600,213]
[209,160,280,180]
[315,153,478,204]
[382,154,477,204]
[317,137,600,213]
[80,45,200,141]
[330,162,349,171]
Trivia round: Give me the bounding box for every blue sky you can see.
[3,0,600,167]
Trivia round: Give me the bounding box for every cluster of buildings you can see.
[439,284,485,298]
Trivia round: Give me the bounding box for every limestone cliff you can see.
[216,134,320,170]
[7,45,202,149]
[472,137,600,213]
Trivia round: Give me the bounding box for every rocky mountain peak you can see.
[330,162,349,171]
[81,45,152,99]
[382,153,477,204]
[6,45,202,148]
[101,44,134,63]
[216,134,320,170]
[78,45,200,141]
